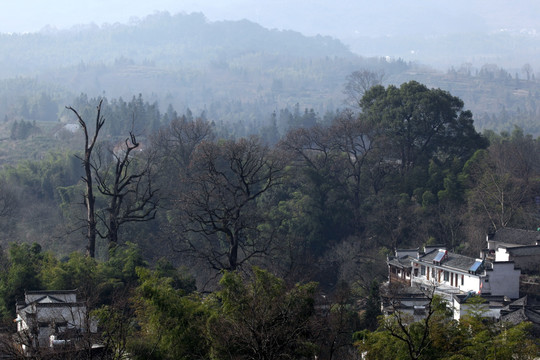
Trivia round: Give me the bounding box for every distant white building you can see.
[410,247,521,299]
[14,290,96,355]
[385,245,522,320]
[388,246,521,299]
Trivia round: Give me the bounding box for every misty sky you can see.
[2,0,539,41]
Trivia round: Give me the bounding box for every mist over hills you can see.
[0,10,539,138]
[0,12,368,128]
[4,0,540,71]
[0,6,539,356]
[349,30,540,70]
[0,12,351,74]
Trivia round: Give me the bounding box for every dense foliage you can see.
[0,10,538,358]
[1,82,538,281]
[0,74,538,358]
[356,294,539,360]
[0,242,537,359]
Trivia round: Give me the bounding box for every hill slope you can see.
[0,11,539,138]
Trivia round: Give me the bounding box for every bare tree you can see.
[521,63,533,81]
[436,200,465,251]
[152,116,214,171]
[280,124,332,170]
[67,100,158,255]
[380,284,449,360]
[93,132,158,250]
[280,112,389,238]
[92,133,158,248]
[343,69,384,109]
[328,110,382,228]
[0,180,17,218]
[150,116,214,204]
[465,149,530,231]
[66,100,105,258]
[175,136,284,271]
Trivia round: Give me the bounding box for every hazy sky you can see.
[1,0,539,40]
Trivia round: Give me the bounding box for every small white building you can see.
[386,245,522,321]
[451,293,508,321]
[409,247,521,299]
[14,290,96,354]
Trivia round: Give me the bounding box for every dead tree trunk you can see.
[66,100,105,258]
[94,132,158,251]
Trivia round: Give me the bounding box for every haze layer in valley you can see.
[1,0,540,70]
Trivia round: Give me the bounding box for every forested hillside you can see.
[0,11,538,359]
[0,80,538,358]
[0,82,538,285]
[1,11,540,141]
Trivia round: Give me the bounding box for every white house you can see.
[387,249,416,286]
[14,290,96,354]
[409,247,521,299]
[382,243,540,324]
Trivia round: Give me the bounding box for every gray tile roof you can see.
[499,295,540,336]
[501,295,540,310]
[453,293,507,305]
[418,249,479,272]
[387,255,414,269]
[489,228,540,246]
[501,308,540,327]
[502,245,540,256]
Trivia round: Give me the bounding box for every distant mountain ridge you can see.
[1,10,539,138]
[0,11,353,77]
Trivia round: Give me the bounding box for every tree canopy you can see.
[361,81,487,176]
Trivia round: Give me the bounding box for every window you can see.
[444,271,449,281]
[421,265,425,276]
[461,275,464,285]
